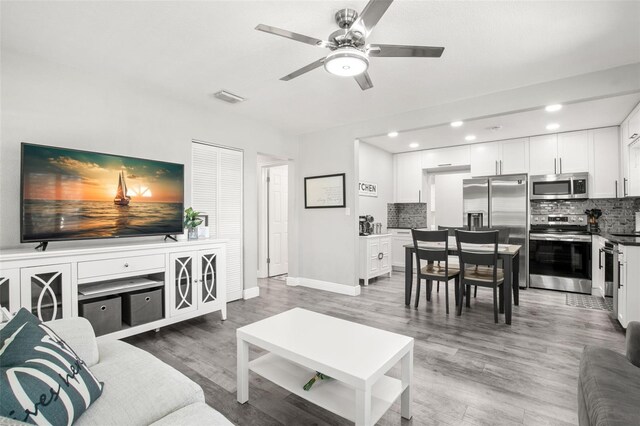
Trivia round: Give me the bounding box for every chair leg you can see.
[427,280,432,302]
[457,280,464,316]
[437,282,440,293]
[414,278,421,309]
[474,286,478,298]
[493,286,498,323]
[466,285,471,308]
[445,281,449,314]
[499,285,504,314]
[454,276,460,307]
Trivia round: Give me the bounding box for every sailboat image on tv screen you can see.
[114,171,131,206]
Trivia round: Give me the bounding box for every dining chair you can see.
[411,229,460,314]
[454,230,504,323]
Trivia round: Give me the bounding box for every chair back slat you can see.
[455,230,499,267]
[412,229,448,263]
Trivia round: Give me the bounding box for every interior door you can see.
[268,165,288,277]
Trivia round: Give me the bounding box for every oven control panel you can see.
[531,214,587,226]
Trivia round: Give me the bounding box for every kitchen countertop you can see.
[593,231,640,246]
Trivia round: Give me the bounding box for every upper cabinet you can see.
[557,131,589,173]
[394,151,423,203]
[529,131,589,175]
[470,138,528,177]
[589,127,620,199]
[529,134,558,175]
[627,106,640,142]
[421,146,470,169]
[620,102,640,197]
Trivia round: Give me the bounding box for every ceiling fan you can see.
[255,0,444,91]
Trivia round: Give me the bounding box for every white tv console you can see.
[0,238,227,340]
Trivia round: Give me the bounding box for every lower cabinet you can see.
[20,264,72,322]
[169,247,225,317]
[391,229,414,270]
[359,235,391,285]
[0,268,21,316]
[617,244,640,328]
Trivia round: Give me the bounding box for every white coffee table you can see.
[237,308,414,426]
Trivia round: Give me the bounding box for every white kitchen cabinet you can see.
[470,142,500,176]
[169,252,199,317]
[500,138,529,175]
[470,138,528,177]
[557,131,589,173]
[615,243,640,329]
[627,138,640,197]
[359,234,391,285]
[421,146,471,169]
[628,105,640,142]
[529,132,588,175]
[589,127,620,198]
[390,229,414,270]
[394,152,422,202]
[529,134,558,175]
[592,236,605,296]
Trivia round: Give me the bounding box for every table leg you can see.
[355,388,372,426]
[504,255,512,325]
[237,338,249,403]
[405,247,413,306]
[401,349,413,420]
[513,252,520,306]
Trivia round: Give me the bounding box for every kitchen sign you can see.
[359,181,378,197]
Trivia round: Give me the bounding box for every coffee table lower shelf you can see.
[249,353,405,424]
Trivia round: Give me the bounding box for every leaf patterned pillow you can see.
[0,309,103,425]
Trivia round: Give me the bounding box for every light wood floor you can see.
[126,273,626,426]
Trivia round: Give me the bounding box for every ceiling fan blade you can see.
[368,44,445,58]
[256,24,335,48]
[280,57,326,81]
[347,0,393,39]
[354,72,373,91]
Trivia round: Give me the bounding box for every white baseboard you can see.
[592,286,604,298]
[243,286,260,300]
[286,277,361,296]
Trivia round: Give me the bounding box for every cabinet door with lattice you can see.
[20,264,72,322]
[168,252,198,316]
[0,268,21,316]
[197,247,226,311]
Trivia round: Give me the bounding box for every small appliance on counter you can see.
[585,209,602,232]
[359,215,374,236]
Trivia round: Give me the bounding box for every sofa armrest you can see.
[46,317,100,367]
[627,321,640,368]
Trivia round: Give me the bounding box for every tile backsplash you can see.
[388,203,428,228]
[531,198,640,233]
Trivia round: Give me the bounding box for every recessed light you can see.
[546,123,560,131]
[450,121,463,127]
[409,143,420,148]
[388,131,399,138]
[465,135,476,141]
[545,104,563,112]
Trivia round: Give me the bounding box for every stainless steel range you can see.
[529,213,592,294]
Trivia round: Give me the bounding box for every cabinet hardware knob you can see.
[378,252,384,260]
[100,305,106,311]
[145,297,151,302]
[124,263,129,268]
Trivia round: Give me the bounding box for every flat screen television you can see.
[21,143,184,243]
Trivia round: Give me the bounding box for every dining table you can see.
[404,239,521,324]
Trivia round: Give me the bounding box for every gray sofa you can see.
[2,316,233,426]
[578,321,640,426]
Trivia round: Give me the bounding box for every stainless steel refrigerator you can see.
[463,175,528,288]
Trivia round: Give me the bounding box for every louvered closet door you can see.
[218,148,243,301]
[192,142,243,302]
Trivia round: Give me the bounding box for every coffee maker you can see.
[359,215,374,236]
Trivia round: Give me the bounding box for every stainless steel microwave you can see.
[530,173,588,200]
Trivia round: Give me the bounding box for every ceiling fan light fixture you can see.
[324,48,369,77]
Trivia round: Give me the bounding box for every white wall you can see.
[0,50,298,292]
[358,141,393,232]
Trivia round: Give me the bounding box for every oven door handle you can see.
[529,234,592,242]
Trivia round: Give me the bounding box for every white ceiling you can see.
[361,92,640,153]
[3,1,640,136]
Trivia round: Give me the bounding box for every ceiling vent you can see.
[213,90,246,104]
